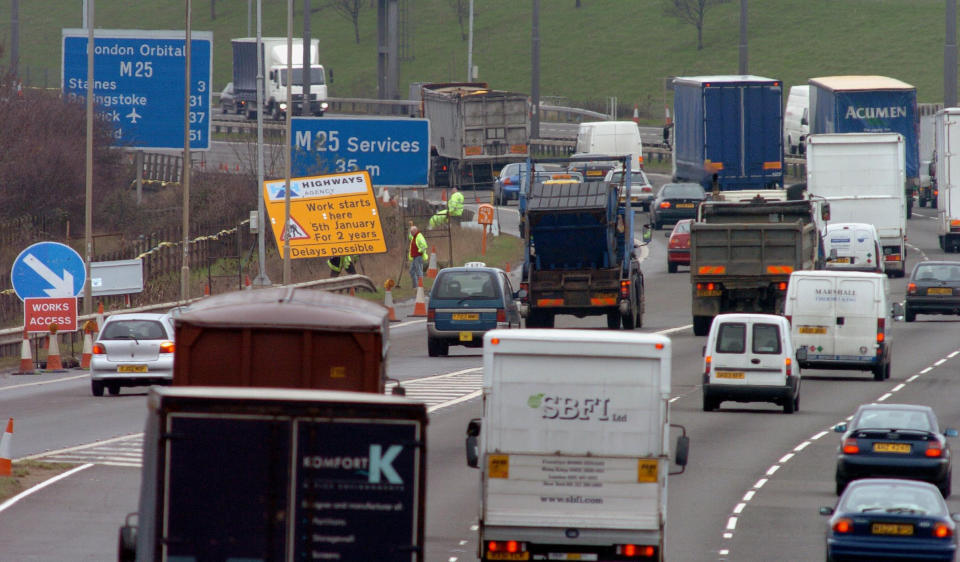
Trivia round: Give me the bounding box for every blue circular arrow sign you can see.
[11,242,86,300]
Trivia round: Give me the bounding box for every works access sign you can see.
[25,297,77,333]
[262,171,387,259]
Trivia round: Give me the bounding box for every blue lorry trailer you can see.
[672,75,784,192]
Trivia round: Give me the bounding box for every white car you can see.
[90,312,176,396]
[605,167,654,210]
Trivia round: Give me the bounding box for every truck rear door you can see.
[833,277,881,361]
[789,274,837,357]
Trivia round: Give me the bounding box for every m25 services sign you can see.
[291,117,429,186]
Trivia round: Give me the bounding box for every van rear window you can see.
[715,323,746,354]
[752,324,781,354]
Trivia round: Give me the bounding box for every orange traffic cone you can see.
[18,331,34,374]
[504,261,511,273]
[45,330,63,371]
[204,284,210,296]
[412,277,428,317]
[426,247,439,278]
[384,287,398,322]
[80,327,93,370]
[245,275,252,289]
[0,418,12,476]
[96,302,104,336]
[441,188,448,202]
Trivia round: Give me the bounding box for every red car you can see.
[666,219,692,273]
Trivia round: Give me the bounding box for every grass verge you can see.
[0,460,80,504]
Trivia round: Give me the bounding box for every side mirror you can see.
[674,435,690,467]
[514,289,528,300]
[891,302,904,319]
[834,423,847,433]
[801,116,808,126]
[821,202,831,222]
[641,224,653,243]
[465,418,481,468]
[819,506,834,516]
[118,513,138,562]
[796,347,808,362]
[945,428,959,438]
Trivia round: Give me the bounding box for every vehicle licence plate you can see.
[459,331,473,342]
[488,553,530,561]
[697,290,721,297]
[676,203,695,208]
[715,371,745,379]
[452,313,479,320]
[829,257,851,264]
[871,523,914,536]
[798,326,828,334]
[928,287,953,295]
[547,554,598,561]
[117,365,147,373]
[873,442,911,453]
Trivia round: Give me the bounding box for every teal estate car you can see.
[426,263,522,356]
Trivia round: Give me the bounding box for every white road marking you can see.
[733,502,746,514]
[949,351,959,359]
[726,517,738,530]
[0,373,89,392]
[892,384,905,392]
[765,465,780,476]
[742,490,755,502]
[907,374,919,382]
[656,325,692,335]
[921,366,933,374]
[794,441,810,452]
[753,478,767,489]
[877,392,892,402]
[778,453,794,464]
[935,358,947,367]
[0,463,93,514]
[811,431,828,440]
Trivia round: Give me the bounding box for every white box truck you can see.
[231,37,328,120]
[465,329,688,562]
[806,132,908,277]
[937,108,960,252]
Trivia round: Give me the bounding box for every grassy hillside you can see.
[0,0,953,121]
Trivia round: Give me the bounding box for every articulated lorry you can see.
[466,329,688,562]
[672,75,784,192]
[689,198,823,336]
[937,108,960,252]
[119,387,427,561]
[805,132,908,277]
[418,82,530,189]
[519,156,649,329]
[808,75,918,218]
[232,37,328,120]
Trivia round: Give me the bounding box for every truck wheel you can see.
[906,201,913,219]
[606,311,621,329]
[621,305,637,330]
[91,380,104,397]
[933,199,939,209]
[543,313,555,329]
[692,315,712,336]
[919,197,927,208]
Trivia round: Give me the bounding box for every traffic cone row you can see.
[412,277,428,317]
[384,286,398,322]
[0,418,13,477]
[18,331,33,374]
[426,247,439,278]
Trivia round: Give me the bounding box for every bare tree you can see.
[664,0,730,50]
[328,0,364,44]
[448,0,469,40]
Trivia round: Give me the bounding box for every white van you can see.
[823,223,884,273]
[575,121,645,170]
[702,313,802,414]
[783,85,809,155]
[785,270,894,380]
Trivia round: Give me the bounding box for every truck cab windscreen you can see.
[280,68,325,86]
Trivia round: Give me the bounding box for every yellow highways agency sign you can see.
[263,171,387,259]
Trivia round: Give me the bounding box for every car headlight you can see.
[280,102,287,110]
[320,101,329,110]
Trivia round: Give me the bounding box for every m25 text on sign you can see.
[291,117,429,186]
[61,29,212,150]
[263,172,387,259]
[25,297,77,333]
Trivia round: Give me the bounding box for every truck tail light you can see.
[159,341,175,354]
[427,309,435,322]
[616,544,656,557]
[907,282,917,295]
[92,343,106,355]
[487,541,526,554]
[620,280,631,298]
[876,318,885,343]
[777,282,787,291]
[842,438,859,454]
[496,308,506,322]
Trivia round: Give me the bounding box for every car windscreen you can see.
[101,320,169,340]
[715,323,746,354]
[609,170,648,185]
[662,184,705,199]
[433,271,498,300]
[853,408,934,432]
[840,483,945,515]
[913,263,960,283]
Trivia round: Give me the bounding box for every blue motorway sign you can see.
[291,117,430,186]
[11,242,86,300]
[62,29,212,151]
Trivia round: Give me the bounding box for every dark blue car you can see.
[821,479,959,561]
[426,264,521,356]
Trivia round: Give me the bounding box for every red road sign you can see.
[24,297,77,333]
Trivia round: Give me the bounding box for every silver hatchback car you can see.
[90,312,175,396]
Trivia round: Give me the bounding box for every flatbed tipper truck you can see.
[419,82,530,189]
[466,329,688,562]
[519,155,650,329]
[119,386,428,561]
[690,198,824,335]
